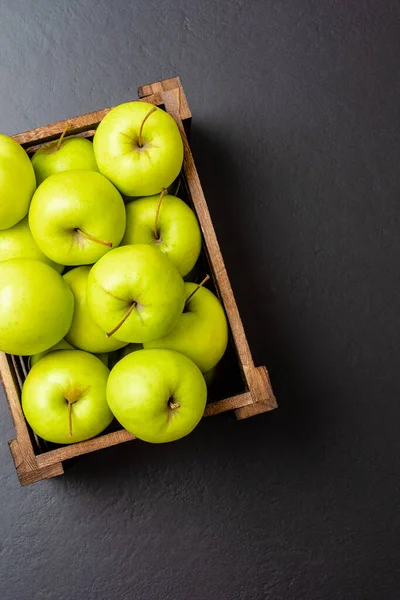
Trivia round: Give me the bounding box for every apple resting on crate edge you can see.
[106,348,207,443]
[93,101,183,197]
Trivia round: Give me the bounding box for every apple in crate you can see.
[29,170,126,266]
[122,190,201,277]
[107,349,207,443]
[0,216,63,273]
[87,244,185,343]
[0,134,36,229]
[22,350,113,444]
[93,102,183,197]
[0,258,74,356]
[145,281,228,373]
[32,133,98,185]
[63,266,127,353]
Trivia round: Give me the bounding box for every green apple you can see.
[63,266,127,353]
[29,170,126,266]
[122,191,201,277]
[0,216,63,273]
[87,244,185,343]
[32,136,98,185]
[144,282,228,373]
[93,101,183,197]
[30,339,75,368]
[0,258,74,355]
[0,134,36,230]
[22,350,113,444]
[106,348,207,443]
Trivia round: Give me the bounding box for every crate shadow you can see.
[189,124,333,443]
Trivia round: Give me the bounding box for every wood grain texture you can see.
[1,76,276,485]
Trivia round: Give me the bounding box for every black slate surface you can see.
[1,1,400,599]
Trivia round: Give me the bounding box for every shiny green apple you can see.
[0,258,74,355]
[32,136,98,185]
[0,134,36,229]
[87,244,185,343]
[144,282,228,373]
[107,349,207,443]
[22,350,113,444]
[29,170,126,266]
[93,101,183,197]
[0,216,63,273]
[122,192,201,277]
[63,266,127,353]
[30,339,75,368]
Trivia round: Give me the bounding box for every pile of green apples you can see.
[0,102,228,445]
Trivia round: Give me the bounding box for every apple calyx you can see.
[184,274,210,309]
[106,301,137,338]
[75,228,112,248]
[56,121,71,152]
[168,400,181,410]
[138,106,157,148]
[154,188,168,240]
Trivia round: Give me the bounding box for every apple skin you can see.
[93,102,183,197]
[87,244,185,343]
[30,339,75,368]
[106,349,207,443]
[63,266,127,353]
[123,175,181,205]
[22,350,113,444]
[0,216,64,273]
[0,258,74,356]
[29,170,126,266]
[122,193,201,277]
[144,282,228,373]
[31,136,98,185]
[0,134,36,230]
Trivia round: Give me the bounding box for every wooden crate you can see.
[0,77,277,486]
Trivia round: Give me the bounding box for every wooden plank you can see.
[36,429,135,468]
[204,392,253,417]
[12,93,164,148]
[159,86,275,413]
[0,353,37,469]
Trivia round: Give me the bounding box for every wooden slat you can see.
[36,429,135,468]
[12,93,164,148]
[0,353,37,469]
[159,85,276,412]
[204,392,253,417]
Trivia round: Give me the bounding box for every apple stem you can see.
[185,274,210,307]
[169,400,181,410]
[68,401,73,437]
[75,228,112,248]
[106,302,136,338]
[56,121,71,151]
[154,188,168,239]
[138,106,157,148]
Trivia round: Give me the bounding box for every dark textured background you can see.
[1,1,400,598]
